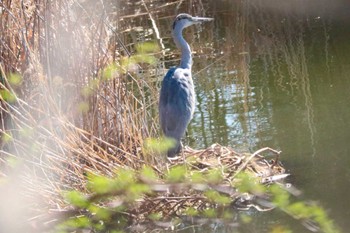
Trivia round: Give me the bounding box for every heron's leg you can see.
[167,146,175,157]
[167,139,181,157]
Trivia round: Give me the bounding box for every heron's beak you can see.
[192,16,214,23]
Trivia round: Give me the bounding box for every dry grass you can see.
[0,0,159,226]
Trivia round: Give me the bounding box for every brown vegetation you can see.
[0,1,161,229]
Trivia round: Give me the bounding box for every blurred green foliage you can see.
[81,41,159,98]
[8,73,22,86]
[270,185,339,233]
[140,165,159,182]
[143,136,176,155]
[58,162,340,233]
[64,191,89,208]
[2,131,13,143]
[205,168,223,184]
[0,73,23,103]
[235,172,265,195]
[166,165,187,183]
[204,189,231,205]
[0,89,16,103]
[78,101,89,113]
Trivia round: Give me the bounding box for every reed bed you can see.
[32,144,287,232]
[135,145,286,217]
[0,0,156,230]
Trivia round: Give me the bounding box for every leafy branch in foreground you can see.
[54,145,340,233]
[236,172,340,233]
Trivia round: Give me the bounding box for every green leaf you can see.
[6,157,20,168]
[148,212,162,221]
[190,171,205,183]
[126,183,151,201]
[204,190,231,205]
[64,191,88,208]
[64,216,90,228]
[140,166,158,182]
[78,102,89,113]
[0,89,16,102]
[143,137,176,155]
[115,169,136,188]
[19,126,34,138]
[132,54,157,65]
[87,173,115,194]
[102,63,120,80]
[81,79,100,97]
[2,132,12,143]
[135,42,159,54]
[269,185,290,208]
[287,202,308,218]
[235,172,265,195]
[120,57,137,72]
[205,168,223,184]
[184,207,198,216]
[203,208,216,218]
[81,86,92,97]
[8,73,22,86]
[88,204,111,220]
[166,165,187,183]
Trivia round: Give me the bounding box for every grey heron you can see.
[159,13,213,157]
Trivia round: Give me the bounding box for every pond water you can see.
[118,0,350,232]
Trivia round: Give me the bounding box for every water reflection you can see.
[117,0,350,231]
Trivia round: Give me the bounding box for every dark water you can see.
[118,0,350,232]
[190,6,350,233]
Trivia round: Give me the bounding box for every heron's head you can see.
[172,13,213,31]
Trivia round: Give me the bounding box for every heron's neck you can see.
[172,27,192,69]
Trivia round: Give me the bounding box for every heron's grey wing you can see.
[159,68,194,138]
[159,68,175,133]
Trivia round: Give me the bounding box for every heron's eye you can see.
[177,15,190,21]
